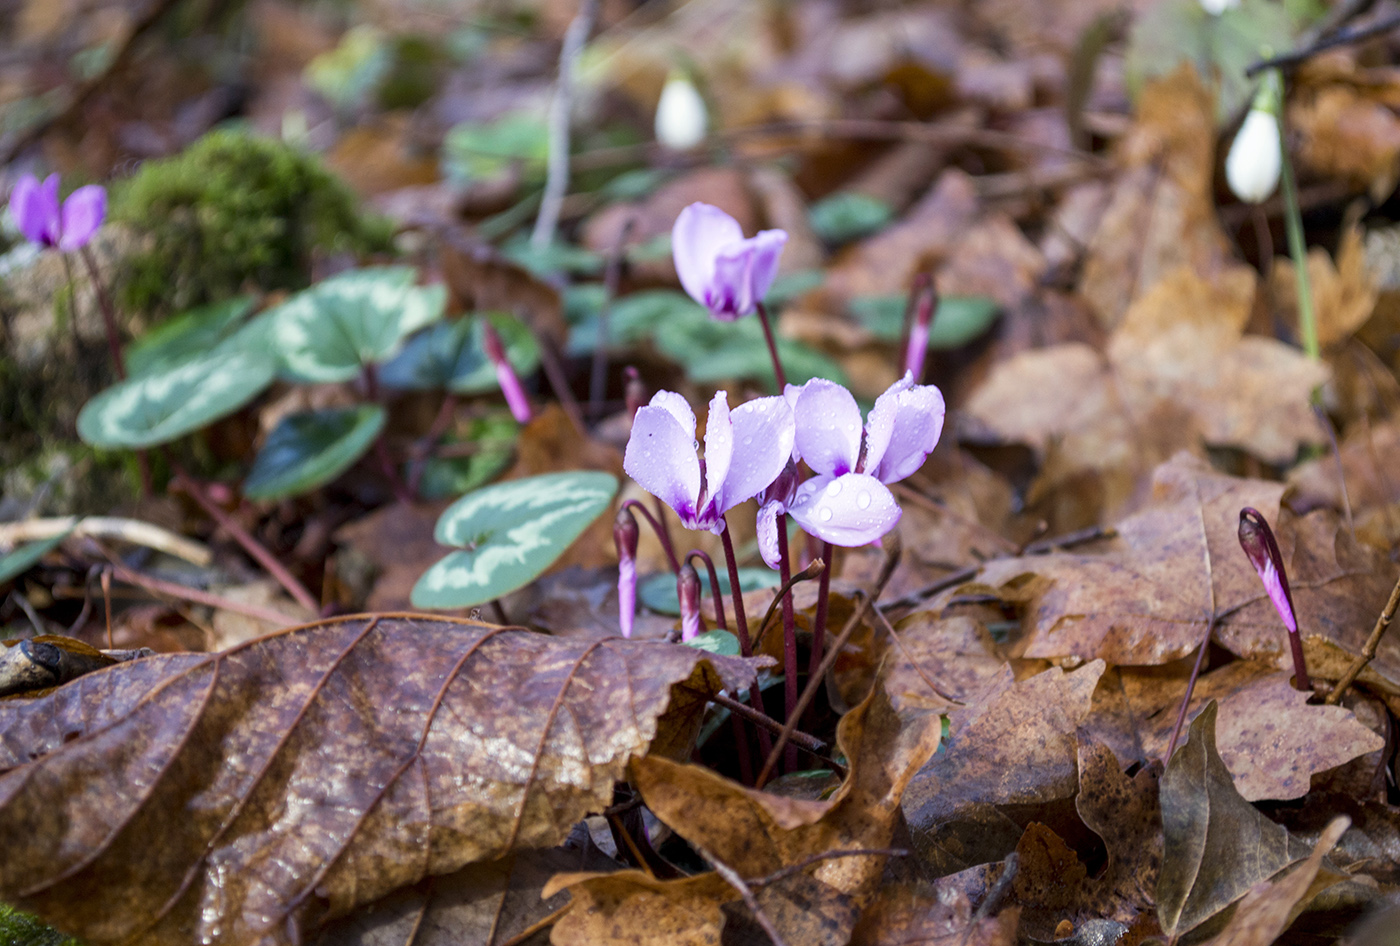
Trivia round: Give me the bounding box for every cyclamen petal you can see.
[867,380,945,485]
[624,404,702,523]
[10,174,59,247]
[793,379,863,477]
[58,184,106,251]
[702,391,735,512]
[788,473,901,547]
[673,203,743,306]
[756,500,785,570]
[710,395,794,517]
[672,202,787,320]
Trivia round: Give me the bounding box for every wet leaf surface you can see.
[0,614,763,945]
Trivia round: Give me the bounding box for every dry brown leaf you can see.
[1142,669,1383,802]
[903,660,1104,844]
[1012,822,1087,913]
[1294,82,1400,198]
[1075,737,1162,923]
[1269,226,1378,349]
[544,871,731,946]
[934,213,1047,311]
[1079,67,1233,330]
[969,454,1284,665]
[1197,817,1352,946]
[850,881,1019,946]
[880,614,1006,714]
[0,615,763,945]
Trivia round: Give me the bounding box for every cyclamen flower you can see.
[1238,507,1310,690]
[624,389,794,535]
[673,203,787,321]
[758,372,945,566]
[8,173,105,251]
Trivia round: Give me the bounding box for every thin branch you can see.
[531,0,599,248]
[0,516,211,567]
[107,563,303,626]
[684,686,837,764]
[1246,11,1400,77]
[1326,569,1400,705]
[746,848,909,889]
[691,841,790,946]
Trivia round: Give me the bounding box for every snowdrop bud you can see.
[1199,0,1239,14]
[677,562,702,642]
[655,71,707,151]
[615,507,639,638]
[1226,73,1284,204]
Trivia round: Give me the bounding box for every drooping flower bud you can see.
[677,561,703,642]
[655,71,707,151]
[903,278,938,383]
[1226,72,1283,205]
[482,320,532,423]
[1239,507,1311,690]
[615,507,639,638]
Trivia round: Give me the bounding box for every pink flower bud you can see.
[615,507,639,638]
[1239,507,1310,691]
[482,320,532,423]
[903,281,937,383]
[677,562,702,642]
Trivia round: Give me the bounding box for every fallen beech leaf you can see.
[1143,670,1384,802]
[1012,822,1087,913]
[969,454,1284,665]
[903,661,1104,841]
[310,845,619,946]
[586,683,941,944]
[1197,817,1352,946]
[1075,737,1162,923]
[881,614,1006,714]
[544,871,731,946]
[0,614,764,945]
[1157,702,1309,939]
[850,882,1018,946]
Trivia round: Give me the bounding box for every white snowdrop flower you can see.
[1200,0,1240,14]
[1226,107,1282,204]
[655,72,707,150]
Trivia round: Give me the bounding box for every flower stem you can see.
[776,515,799,772]
[686,549,728,631]
[1277,104,1319,362]
[621,499,680,573]
[362,364,413,504]
[807,541,833,681]
[720,515,774,762]
[77,245,126,380]
[407,392,459,498]
[754,302,788,391]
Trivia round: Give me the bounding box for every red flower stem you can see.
[621,499,680,573]
[720,516,774,762]
[653,497,676,568]
[362,364,413,505]
[807,541,833,681]
[685,549,728,632]
[776,515,799,773]
[754,302,787,391]
[897,272,932,381]
[172,467,321,614]
[1287,630,1312,693]
[407,392,459,498]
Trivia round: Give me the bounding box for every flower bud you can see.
[1239,507,1310,690]
[482,320,532,423]
[1199,0,1239,14]
[624,366,645,421]
[903,279,937,383]
[1226,73,1283,205]
[615,507,639,638]
[655,71,707,151]
[677,562,702,642]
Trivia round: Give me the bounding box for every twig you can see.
[590,215,634,413]
[1165,613,1218,762]
[691,841,790,946]
[686,686,836,763]
[869,605,964,707]
[0,516,211,567]
[1246,11,1400,77]
[751,557,825,653]
[757,535,901,788]
[1326,570,1400,705]
[107,563,302,626]
[747,848,909,889]
[171,469,321,615]
[7,590,49,637]
[527,319,589,438]
[531,0,599,249]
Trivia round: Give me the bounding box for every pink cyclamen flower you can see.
[624,389,794,535]
[758,372,945,565]
[673,202,787,321]
[9,173,105,251]
[481,320,532,423]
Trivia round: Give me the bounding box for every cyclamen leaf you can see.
[124,295,256,378]
[0,527,73,584]
[269,267,447,383]
[243,405,387,500]
[76,348,276,448]
[0,615,765,946]
[378,313,540,394]
[413,471,618,609]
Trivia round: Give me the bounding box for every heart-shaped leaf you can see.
[268,267,447,383]
[412,471,618,609]
[379,313,540,394]
[244,405,387,500]
[76,349,276,449]
[124,296,256,378]
[808,192,894,245]
[0,615,764,945]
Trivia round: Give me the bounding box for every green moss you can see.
[0,903,84,946]
[110,128,393,314]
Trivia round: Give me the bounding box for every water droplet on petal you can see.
[857,491,871,509]
[819,507,833,522]
[826,480,842,496]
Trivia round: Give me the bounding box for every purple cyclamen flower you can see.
[758,372,945,566]
[673,202,787,321]
[624,389,795,535]
[1239,507,1311,691]
[482,320,532,424]
[8,173,105,252]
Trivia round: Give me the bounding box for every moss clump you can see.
[111,128,393,314]
[0,903,84,946]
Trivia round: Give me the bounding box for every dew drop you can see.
[825,480,843,496]
[857,491,871,509]
[819,507,834,522]
[743,436,754,446]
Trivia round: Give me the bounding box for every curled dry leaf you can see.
[544,871,731,946]
[0,614,765,946]
[552,683,942,945]
[1075,737,1162,923]
[850,881,1019,946]
[1157,702,1311,940]
[903,661,1104,848]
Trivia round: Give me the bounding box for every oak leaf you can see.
[1075,737,1162,923]
[0,614,763,945]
